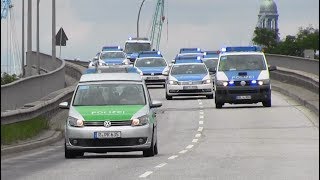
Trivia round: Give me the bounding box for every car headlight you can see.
[168,80,178,85]
[122,59,130,65]
[216,80,228,86]
[131,115,149,126]
[67,116,84,127]
[258,79,270,85]
[202,79,211,84]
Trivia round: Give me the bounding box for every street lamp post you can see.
[136,0,146,38]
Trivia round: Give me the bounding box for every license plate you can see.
[147,76,159,80]
[94,131,121,139]
[183,86,197,90]
[236,95,251,100]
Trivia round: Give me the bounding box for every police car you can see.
[99,50,130,66]
[203,51,220,86]
[134,53,168,86]
[137,51,163,58]
[179,48,202,54]
[124,37,152,63]
[214,46,277,108]
[59,73,162,158]
[164,63,214,100]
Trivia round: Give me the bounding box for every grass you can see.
[1,116,48,145]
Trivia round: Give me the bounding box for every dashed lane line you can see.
[155,163,167,168]
[179,150,188,154]
[199,121,204,125]
[139,171,153,178]
[186,145,194,149]
[198,127,203,132]
[192,139,198,143]
[168,155,178,160]
[195,133,201,138]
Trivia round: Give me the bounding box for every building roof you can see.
[259,0,278,14]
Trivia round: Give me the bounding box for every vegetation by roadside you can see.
[1,73,20,85]
[1,116,48,145]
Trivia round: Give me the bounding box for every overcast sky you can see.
[1,0,319,74]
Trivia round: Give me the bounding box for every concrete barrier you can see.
[1,62,85,125]
[1,52,65,112]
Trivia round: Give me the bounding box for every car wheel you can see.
[215,103,223,109]
[166,93,172,100]
[206,94,214,99]
[143,130,155,157]
[262,97,271,107]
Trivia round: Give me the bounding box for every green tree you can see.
[252,27,279,51]
[1,72,19,85]
[296,25,319,52]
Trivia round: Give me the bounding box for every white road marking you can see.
[199,115,204,119]
[198,102,203,105]
[168,155,178,160]
[198,127,203,132]
[186,145,194,149]
[199,121,204,125]
[199,111,204,115]
[197,99,201,102]
[139,171,153,178]
[192,139,198,143]
[155,163,167,168]
[195,133,201,138]
[199,106,204,108]
[179,150,188,154]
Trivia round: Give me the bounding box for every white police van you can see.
[214,46,277,108]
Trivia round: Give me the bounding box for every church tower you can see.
[257,0,279,33]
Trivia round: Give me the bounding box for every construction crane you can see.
[149,0,165,50]
[1,0,12,19]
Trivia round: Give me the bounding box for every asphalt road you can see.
[1,87,319,180]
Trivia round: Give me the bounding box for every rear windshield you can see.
[135,58,167,67]
[73,84,146,106]
[100,51,126,59]
[171,64,208,75]
[218,55,266,71]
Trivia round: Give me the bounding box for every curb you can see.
[1,130,63,156]
[272,85,319,116]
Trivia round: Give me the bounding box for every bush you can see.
[1,72,19,85]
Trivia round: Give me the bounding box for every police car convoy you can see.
[60,43,276,158]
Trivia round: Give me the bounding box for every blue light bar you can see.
[225,46,262,52]
[102,46,122,51]
[138,51,163,58]
[179,48,202,53]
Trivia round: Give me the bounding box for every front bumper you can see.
[142,75,166,85]
[166,83,213,96]
[215,85,271,104]
[65,124,153,152]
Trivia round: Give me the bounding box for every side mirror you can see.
[162,71,169,76]
[93,56,99,61]
[171,59,175,63]
[150,100,162,108]
[59,102,69,109]
[268,65,277,71]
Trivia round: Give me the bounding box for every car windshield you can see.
[100,52,125,59]
[171,64,208,75]
[73,84,146,106]
[135,58,167,67]
[218,55,266,71]
[124,43,151,54]
[203,59,218,69]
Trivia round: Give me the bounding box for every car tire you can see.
[166,93,172,100]
[206,94,214,99]
[154,142,158,155]
[262,97,271,107]
[143,130,155,157]
[215,103,223,109]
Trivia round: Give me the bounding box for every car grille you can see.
[69,138,147,147]
[83,120,132,127]
[178,81,203,85]
[233,80,254,86]
[143,73,162,75]
[228,89,258,94]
